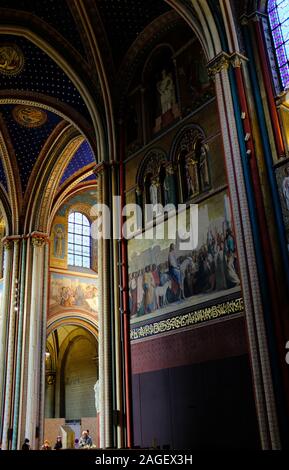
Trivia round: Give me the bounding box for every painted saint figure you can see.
[54,225,65,258]
[199,144,210,190]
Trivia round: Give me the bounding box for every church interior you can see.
[0,0,289,451]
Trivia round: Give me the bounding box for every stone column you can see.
[0,239,13,438]
[95,165,105,448]
[102,164,113,449]
[24,234,46,450]
[38,241,49,446]
[95,162,113,449]
[208,53,280,449]
[12,238,27,449]
[1,239,20,450]
[112,162,124,448]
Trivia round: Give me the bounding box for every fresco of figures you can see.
[128,191,241,321]
[49,273,98,314]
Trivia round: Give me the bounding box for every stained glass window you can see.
[268,0,289,89]
[68,212,91,268]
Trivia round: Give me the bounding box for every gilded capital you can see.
[207,52,231,78]
[3,239,13,250]
[231,53,248,69]
[32,236,46,247]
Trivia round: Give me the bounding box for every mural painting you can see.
[50,272,98,315]
[128,190,241,323]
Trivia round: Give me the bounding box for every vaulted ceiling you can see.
[0,0,225,232]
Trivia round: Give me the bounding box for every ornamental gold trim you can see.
[130,297,244,341]
[207,52,248,77]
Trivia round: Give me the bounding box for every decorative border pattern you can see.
[130,297,244,341]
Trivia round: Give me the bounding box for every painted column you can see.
[208,53,280,449]
[95,162,114,449]
[120,124,133,448]
[38,241,49,447]
[111,161,124,448]
[12,238,27,449]
[24,234,46,450]
[95,165,105,448]
[0,239,13,437]
[102,163,113,449]
[253,14,285,158]
[1,238,20,450]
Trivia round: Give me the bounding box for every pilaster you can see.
[208,52,280,449]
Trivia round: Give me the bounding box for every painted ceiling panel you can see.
[0,104,62,192]
[0,0,86,57]
[0,35,90,120]
[60,140,95,186]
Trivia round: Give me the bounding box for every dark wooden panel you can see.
[132,355,260,449]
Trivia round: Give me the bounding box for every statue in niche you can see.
[149,179,159,207]
[185,157,199,199]
[157,69,176,115]
[163,166,177,206]
[199,144,210,190]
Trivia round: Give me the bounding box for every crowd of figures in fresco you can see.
[129,227,240,317]
[50,275,98,313]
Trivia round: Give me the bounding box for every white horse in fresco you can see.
[155,280,172,309]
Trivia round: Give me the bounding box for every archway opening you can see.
[44,325,98,447]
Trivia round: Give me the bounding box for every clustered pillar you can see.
[0,233,48,450]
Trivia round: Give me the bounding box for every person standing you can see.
[54,435,62,450]
[22,438,30,450]
[79,430,92,448]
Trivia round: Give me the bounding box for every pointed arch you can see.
[26,126,85,233]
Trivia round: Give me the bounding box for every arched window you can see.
[68,212,91,268]
[268,0,289,89]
